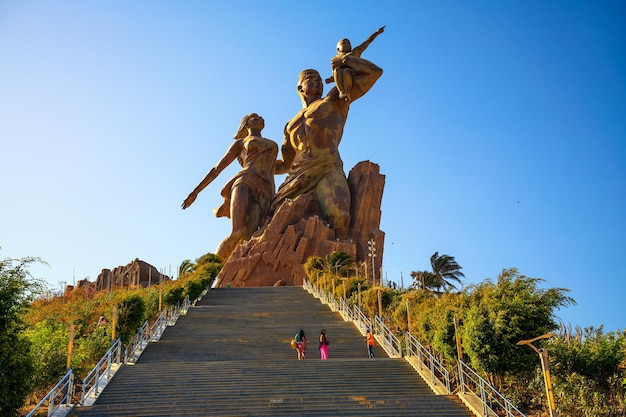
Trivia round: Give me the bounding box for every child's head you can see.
[336,38,352,53]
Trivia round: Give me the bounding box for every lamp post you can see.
[61,315,81,371]
[448,307,463,362]
[367,239,376,286]
[447,306,464,391]
[517,333,558,417]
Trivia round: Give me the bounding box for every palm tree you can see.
[304,256,326,282]
[178,259,196,278]
[304,252,354,284]
[429,252,464,292]
[326,251,354,278]
[409,270,438,290]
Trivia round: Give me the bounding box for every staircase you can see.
[70,286,472,416]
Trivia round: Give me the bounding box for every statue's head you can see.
[234,113,264,139]
[336,38,352,53]
[297,69,323,101]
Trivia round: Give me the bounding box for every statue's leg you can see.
[246,201,263,236]
[230,183,251,236]
[335,68,347,99]
[216,183,251,260]
[343,68,355,101]
[317,171,350,240]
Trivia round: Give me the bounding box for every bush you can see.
[164,285,185,307]
[0,254,43,416]
[116,295,146,344]
[24,319,67,398]
[185,278,205,302]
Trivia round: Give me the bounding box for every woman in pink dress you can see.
[319,329,329,360]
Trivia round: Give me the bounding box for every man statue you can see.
[272,49,383,240]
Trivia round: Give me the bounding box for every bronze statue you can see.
[182,113,280,260]
[325,26,385,101]
[272,31,383,240]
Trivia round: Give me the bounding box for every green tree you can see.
[461,268,574,388]
[24,319,67,398]
[194,253,221,288]
[116,295,146,344]
[0,253,45,416]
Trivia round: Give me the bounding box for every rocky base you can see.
[216,160,385,287]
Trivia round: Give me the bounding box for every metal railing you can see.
[81,338,122,404]
[26,369,74,417]
[451,360,526,417]
[351,304,371,334]
[404,331,451,393]
[303,277,526,416]
[151,308,170,341]
[339,298,353,322]
[25,290,203,417]
[373,315,402,357]
[124,320,150,363]
[171,296,191,320]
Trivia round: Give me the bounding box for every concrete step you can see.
[69,287,472,417]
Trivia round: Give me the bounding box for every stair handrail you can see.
[301,278,524,416]
[302,277,312,292]
[150,308,169,341]
[81,338,122,404]
[124,319,150,364]
[169,295,191,324]
[351,304,372,334]
[452,360,526,417]
[26,369,74,417]
[339,297,353,321]
[28,292,200,415]
[404,331,451,393]
[307,279,322,299]
[326,291,339,311]
[373,315,402,357]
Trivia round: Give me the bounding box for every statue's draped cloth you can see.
[272,152,345,210]
[215,138,277,218]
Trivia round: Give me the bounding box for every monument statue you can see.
[271,34,384,240]
[182,113,280,260]
[325,26,385,101]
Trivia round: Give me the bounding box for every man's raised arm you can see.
[337,54,383,102]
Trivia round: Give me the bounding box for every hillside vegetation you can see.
[2,250,625,417]
[1,251,220,417]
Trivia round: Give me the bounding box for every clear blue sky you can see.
[1,1,624,332]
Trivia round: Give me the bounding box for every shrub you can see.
[116,295,146,344]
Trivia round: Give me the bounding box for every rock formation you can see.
[216,161,385,287]
[94,258,170,291]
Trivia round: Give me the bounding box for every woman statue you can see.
[182,113,280,260]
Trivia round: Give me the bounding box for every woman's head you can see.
[234,113,264,139]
